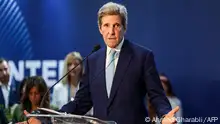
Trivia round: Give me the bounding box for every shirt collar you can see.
[107,37,124,55]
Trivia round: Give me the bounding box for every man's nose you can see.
[109,27,115,35]
[2,70,7,76]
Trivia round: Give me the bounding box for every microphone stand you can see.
[40,45,101,108]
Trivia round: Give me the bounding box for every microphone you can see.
[40,45,101,108]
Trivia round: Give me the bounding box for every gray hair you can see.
[97,2,128,30]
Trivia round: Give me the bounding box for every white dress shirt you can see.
[0,76,12,108]
[106,37,124,72]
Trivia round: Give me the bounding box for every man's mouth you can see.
[108,38,116,40]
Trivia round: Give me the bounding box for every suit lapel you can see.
[9,79,17,106]
[107,40,133,107]
[96,48,109,105]
[0,86,5,109]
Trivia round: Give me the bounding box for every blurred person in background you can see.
[159,73,182,122]
[147,73,183,124]
[14,76,50,123]
[51,51,93,115]
[11,77,28,123]
[52,51,84,109]
[0,58,20,122]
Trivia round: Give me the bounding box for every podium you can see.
[26,113,117,124]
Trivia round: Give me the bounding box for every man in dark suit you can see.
[23,2,179,124]
[60,2,179,124]
[0,58,20,122]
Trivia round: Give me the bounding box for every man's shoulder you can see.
[10,78,20,86]
[126,40,153,54]
[10,78,20,91]
[89,47,105,60]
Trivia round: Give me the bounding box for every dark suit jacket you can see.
[0,78,20,110]
[61,40,171,124]
[0,109,8,124]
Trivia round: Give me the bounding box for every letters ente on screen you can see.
[8,60,64,87]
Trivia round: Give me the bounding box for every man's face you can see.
[99,15,126,48]
[0,61,10,84]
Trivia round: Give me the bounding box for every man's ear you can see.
[124,26,127,33]
[99,26,103,34]
[122,27,127,35]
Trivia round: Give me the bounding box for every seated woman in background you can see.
[12,76,50,123]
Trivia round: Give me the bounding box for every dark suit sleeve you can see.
[9,80,20,106]
[60,59,93,115]
[144,51,172,118]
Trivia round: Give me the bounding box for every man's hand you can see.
[162,106,179,124]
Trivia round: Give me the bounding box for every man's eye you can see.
[103,24,109,27]
[114,24,121,29]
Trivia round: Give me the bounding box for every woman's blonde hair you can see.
[62,51,83,84]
